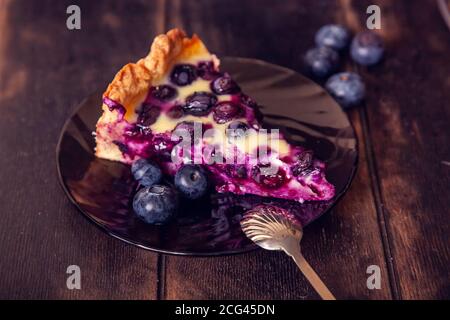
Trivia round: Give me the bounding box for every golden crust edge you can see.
[95,28,215,161]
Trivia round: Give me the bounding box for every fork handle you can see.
[289,250,336,300]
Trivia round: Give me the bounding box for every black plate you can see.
[56,57,358,256]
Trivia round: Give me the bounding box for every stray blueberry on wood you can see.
[304,46,340,79]
[350,31,384,66]
[325,72,366,108]
[315,24,350,51]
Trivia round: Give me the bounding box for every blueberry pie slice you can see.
[95,29,335,202]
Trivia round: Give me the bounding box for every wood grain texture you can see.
[162,0,392,300]
[0,0,165,299]
[348,0,450,299]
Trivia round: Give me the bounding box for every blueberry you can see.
[174,121,195,136]
[197,61,220,80]
[131,158,162,187]
[132,185,178,224]
[251,164,287,189]
[291,151,313,176]
[183,92,217,116]
[350,31,384,66]
[166,105,184,119]
[174,164,209,199]
[170,64,197,86]
[137,104,160,127]
[304,46,339,78]
[213,102,242,124]
[315,24,350,51]
[325,72,365,108]
[150,85,178,101]
[225,164,247,179]
[227,121,249,139]
[240,94,257,108]
[211,74,240,95]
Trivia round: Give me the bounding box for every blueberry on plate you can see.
[133,185,178,224]
[304,46,339,79]
[174,164,209,199]
[315,24,350,51]
[325,72,365,108]
[131,158,162,187]
[350,31,384,66]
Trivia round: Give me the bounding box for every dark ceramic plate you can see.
[57,57,358,256]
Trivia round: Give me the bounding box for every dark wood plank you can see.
[162,0,392,299]
[350,0,450,299]
[0,0,166,299]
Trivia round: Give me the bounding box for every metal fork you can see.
[240,205,336,300]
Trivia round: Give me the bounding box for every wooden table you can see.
[0,0,448,300]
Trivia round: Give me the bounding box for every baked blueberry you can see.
[131,158,162,187]
[174,164,209,199]
[150,85,177,101]
[350,31,384,66]
[213,102,242,124]
[167,105,184,119]
[226,164,247,179]
[211,74,240,95]
[251,164,287,189]
[137,104,160,127]
[325,72,365,108]
[240,94,257,108]
[304,46,339,78]
[291,151,313,176]
[227,121,249,139]
[183,92,217,116]
[170,64,197,86]
[132,185,178,224]
[315,24,350,51]
[197,61,220,80]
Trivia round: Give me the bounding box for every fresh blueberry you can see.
[183,92,217,116]
[150,85,178,101]
[227,121,249,139]
[350,31,384,66]
[213,102,242,124]
[197,61,220,80]
[325,72,365,108]
[132,185,178,224]
[170,64,197,86]
[251,164,287,189]
[315,24,350,51]
[174,164,209,199]
[131,158,162,187]
[304,46,339,78]
[211,74,240,95]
